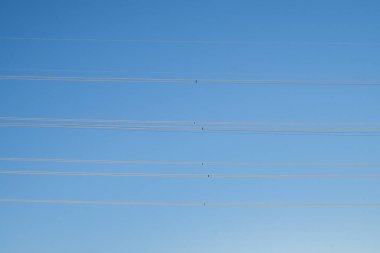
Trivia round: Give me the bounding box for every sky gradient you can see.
[1,0,380,252]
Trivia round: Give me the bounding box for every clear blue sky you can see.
[1,0,380,252]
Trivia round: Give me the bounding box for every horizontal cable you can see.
[0,157,379,168]
[1,75,380,86]
[0,75,191,83]
[0,67,175,75]
[0,122,201,131]
[2,116,380,126]
[0,67,268,77]
[0,116,194,125]
[0,198,379,207]
[1,122,380,135]
[1,36,378,46]
[1,170,380,179]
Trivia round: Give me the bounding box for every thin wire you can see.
[2,116,380,126]
[0,198,379,207]
[0,123,208,133]
[0,157,202,165]
[0,67,269,77]
[0,116,194,125]
[0,36,378,46]
[1,122,380,135]
[0,68,175,75]
[1,75,380,86]
[1,157,379,167]
[1,170,379,179]
[0,75,192,83]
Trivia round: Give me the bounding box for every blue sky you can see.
[1,0,380,252]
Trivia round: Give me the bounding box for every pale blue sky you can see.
[1,0,380,252]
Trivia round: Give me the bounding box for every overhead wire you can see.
[1,75,380,86]
[1,157,379,167]
[1,122,380,135]
[2,37,379,209]
[0,67,270,77]
[1,170,380,179]
[1,36,378,46]
[0,67,175,75]
[1,116,380,136]
[0,116,194,125]
[2,116,380,126]
[0,198,379,207]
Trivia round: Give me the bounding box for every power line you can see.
[1,170,379,179]
[1,75,380,86]
[0,68,175,75]
[1,122,380,135]
[0,75,191,83]
[2,116,380,126]
[1,157,379,167]
[0,67,268,77]
[1,198,379,207]
[0,122,201,131]
[0,36,378,46]
[0,116,194,125]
